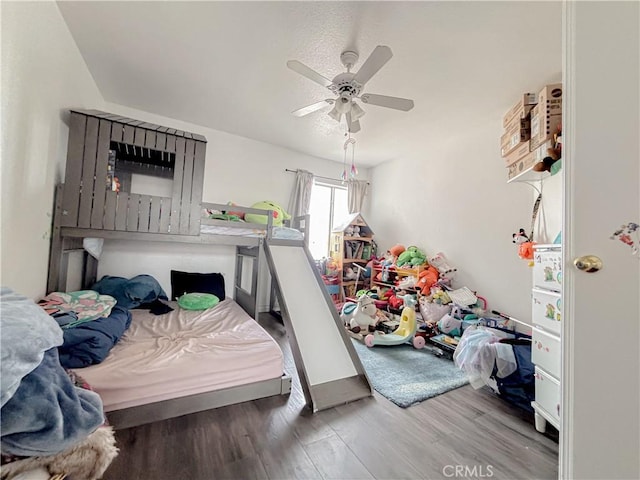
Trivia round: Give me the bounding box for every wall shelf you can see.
[508,165,550,184]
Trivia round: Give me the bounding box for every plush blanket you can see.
[1,349,104,457]
[1,425,117,480]
[0,288,63,408]
[58,305,132,369]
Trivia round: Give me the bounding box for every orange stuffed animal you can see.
[415,266,439,295]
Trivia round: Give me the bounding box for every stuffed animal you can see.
[388,293,404,310]
[340,295,378,334]
[384,244,405,266]
[414,265,439,295]
[244,201,291,226]
[534,125,562,172]
[396,246,427,267]
[224,201,245,219]
[512,228,529,244]
[388,244,405,258]
[343,267,357,281]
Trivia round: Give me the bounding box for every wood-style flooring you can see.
[103,314,558,480]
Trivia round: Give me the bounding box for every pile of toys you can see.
[338,244,500,356]
[368,245,459,314]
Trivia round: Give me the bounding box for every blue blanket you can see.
[58,305,132,369]
[1,348,104,456]
[0,288,63,407]
[91,274,167,309]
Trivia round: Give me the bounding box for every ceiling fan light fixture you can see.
[335,94,352,114]
[328,105,342,122]
[350,102,365,120]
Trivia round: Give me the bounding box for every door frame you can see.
[560,2,574,476]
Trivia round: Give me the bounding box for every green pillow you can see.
[177,292,219,310]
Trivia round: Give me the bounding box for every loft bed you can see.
[49,188,309,320]
[46,109,309,428]
[47,109,309,318]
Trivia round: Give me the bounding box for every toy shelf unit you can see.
[59,109,207,235]
[330,213,374,300]
[370,264,426,291]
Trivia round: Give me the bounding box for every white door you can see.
[562,2,639,479]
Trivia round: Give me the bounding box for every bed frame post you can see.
[234,244,262,319]
[255,238,264,317]
[47,184,65,293]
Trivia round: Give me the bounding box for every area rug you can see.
[351,339,469,408]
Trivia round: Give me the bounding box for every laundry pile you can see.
[0,288,106,456]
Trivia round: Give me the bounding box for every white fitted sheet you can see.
[74,299,283,411]
[200,224,304,240]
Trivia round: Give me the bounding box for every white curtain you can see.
[287,169,314,218]
[347,179,369,214]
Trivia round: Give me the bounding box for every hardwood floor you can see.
[103,314,558,480]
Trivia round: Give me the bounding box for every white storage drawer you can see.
[534,366,560,423]
[533,245,562,292]
[532,327,561,378]
[532,288,562,335]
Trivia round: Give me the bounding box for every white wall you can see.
[534,172,562,245]
[97,102,370,307]
[369,116,562,324]
[0,1,105,299]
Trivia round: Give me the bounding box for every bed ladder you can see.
[263,239,373,412]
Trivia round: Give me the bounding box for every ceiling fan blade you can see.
[292,99,334,117]
[287,60,334,88]
[360,93,414,111]
[353,46,393,85]
[346,112,361,133]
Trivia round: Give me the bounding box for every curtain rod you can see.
[285,169,370,185]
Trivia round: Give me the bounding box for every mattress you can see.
[200,224,304,240]
[74,299,284,411]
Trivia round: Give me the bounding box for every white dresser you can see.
[531,244,562,433]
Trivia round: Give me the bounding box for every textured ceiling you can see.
[58,1,562,166]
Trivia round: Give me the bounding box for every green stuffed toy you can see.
[396,246,427,267]
[244,201,291,227]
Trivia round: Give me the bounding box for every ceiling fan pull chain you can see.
[350,140,358,178]
[341,131,349,182]
[342,134,357,180]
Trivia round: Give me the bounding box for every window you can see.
[308,180,350,259]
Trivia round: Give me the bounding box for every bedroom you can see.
[1,1,638,480]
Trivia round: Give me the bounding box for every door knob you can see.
[573,255,603,273]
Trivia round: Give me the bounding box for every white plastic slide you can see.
[264,241,372,412]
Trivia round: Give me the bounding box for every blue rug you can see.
[351,339,469,408]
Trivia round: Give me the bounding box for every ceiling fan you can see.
[287,46,415,133]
